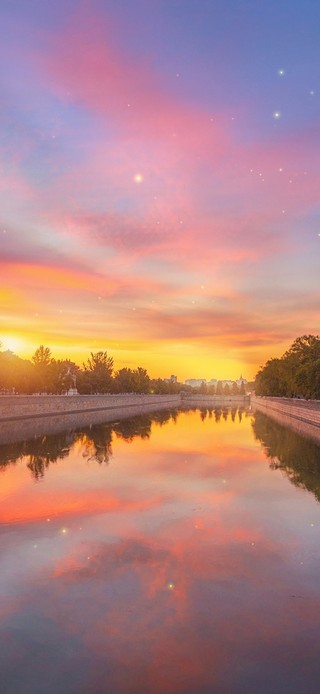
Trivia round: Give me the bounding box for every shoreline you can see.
[251,395,320,444]
[1,393,320,446]
[0,393,249,423]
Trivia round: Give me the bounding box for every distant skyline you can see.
[1,0,319,380]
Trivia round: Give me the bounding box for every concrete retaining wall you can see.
[0,398,181,446]
[181,394,249,406]
[0,394,181,423]
[251,396,320,443]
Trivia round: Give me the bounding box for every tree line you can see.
[254,335,320,399]
[0,345,170,394]
[0,343,248,396]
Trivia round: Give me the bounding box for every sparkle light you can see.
[133,173,143,183]
[278,68,285,76]
[167,582,175,590]
[273,111,281,119]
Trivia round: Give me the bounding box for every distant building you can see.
[164,374,177,383]
[184,375,247,389]
[236,374,248,386]
[185,379,207,388]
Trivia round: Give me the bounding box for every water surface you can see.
[1,407,320,693]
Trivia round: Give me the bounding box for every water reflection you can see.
[0,407,248,480]
[1,407,320,694]
[252,410,320,502]
[0,409,180,479]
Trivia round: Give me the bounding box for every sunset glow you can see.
[1,1,319,379]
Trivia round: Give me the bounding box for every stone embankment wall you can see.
[0,394,182,445]
[0,394,250,445]
[0,393,250,423]
[251,396,320,443]
[181,394,249,406]
[0,394,181,422]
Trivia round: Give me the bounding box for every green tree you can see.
[0,350,34,393]
[255,335,320,399]
[31,345,53,393]
[132,367,150,393]
[255,358,290,397]
[114,368,136,393]
[80,351,114,393]
[32,345,52,366]
[47,359,80,394]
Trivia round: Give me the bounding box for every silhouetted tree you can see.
[80,351,114,393]
[255,335,320,399]
[0,350,35,393]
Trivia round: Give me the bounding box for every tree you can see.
[47,360,80,394]
[254,335,320,399]
[132,367,150,393]
[0,350,34,393]
[255,358,290,397]
[80,351,114,393]
[32,345,52,366]
[114,368,136,393]
[31,346,53,393]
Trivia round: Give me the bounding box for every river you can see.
[1,406,320,693]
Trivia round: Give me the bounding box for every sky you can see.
[1,0,319,380]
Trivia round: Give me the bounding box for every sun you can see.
[1,336,25,353]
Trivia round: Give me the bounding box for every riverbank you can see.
[181,393,250,406]
[0,394,181,445]
[0,394,248,445]
[2,393,320,446]
[251,396,320,443]
[0,393,181,422]
[0,393,250,423]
